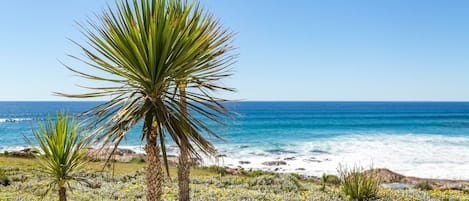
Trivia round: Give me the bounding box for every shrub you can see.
[248,174,302,192]
[129,156,145,164]
[338,165,380,201]
[289,173,302,180]
[29,112,91,201]
[0,168,11,186]
[320,173,339,191]
[322,173,340,184]
[240,169,273,177]
[205,165,226,176]
[415,181,433,190]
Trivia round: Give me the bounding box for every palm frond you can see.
[58,0,237,170]
[28,112,91,198]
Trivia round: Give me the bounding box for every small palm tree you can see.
[57,0,235,200]
[29,112,90,201]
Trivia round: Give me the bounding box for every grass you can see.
[338,165,380,201]
[0,156,216,176]
[0,156,468,201]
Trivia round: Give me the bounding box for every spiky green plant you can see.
[29,112,90,201]
[57,0,236,200]
[338,165,380,201]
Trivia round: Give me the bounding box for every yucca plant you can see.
[338,165,381,201]
[29,112,90,201]
[57,0,236,200]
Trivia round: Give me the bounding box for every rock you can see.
[440,183,469,191]
[365,168,404,183]
[303,158,321,163]
[216,154,227,158]
[166,155,179,166]
[117,148,136,155]
[284,157,296,160]
[0,177,11,186]
[365,168,469,191]
[84,148,201,165]
[262,160,287,166]
[20,148,38,154]
[5,148,37,158]
[239,161,251,164]
[381,182,414,190]
[165,155,199,166]
[295,168,306,171]
[224,167,241,175]
[265,149,297,155]
[310,149,330,154]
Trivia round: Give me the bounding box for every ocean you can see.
[1,101,469,179]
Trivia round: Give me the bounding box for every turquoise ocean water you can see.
[1,101,469,179]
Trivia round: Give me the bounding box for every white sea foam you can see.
[0,146,30,153]
[204,133,469,180]
[0,118,33,123]
[2,133,468,179]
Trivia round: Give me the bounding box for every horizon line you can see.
[2,99,469,103]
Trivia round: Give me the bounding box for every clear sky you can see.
[1,0,469,101]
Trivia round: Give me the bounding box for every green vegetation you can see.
[58,0,236,200]
[241,169,274,177]
[322,174,340,184]
[0,151,35,158]
[1,158,468,201]
[128,156,146,164]
[29,112,91,201]
[338,165,381,201]
[0,168,10,186]
[204,165,227,176]
[321,173,340,191]
[415,181,433,191]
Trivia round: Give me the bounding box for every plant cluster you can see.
[0,169,10,186]
[338,165,381,201]
[1,165,469,201]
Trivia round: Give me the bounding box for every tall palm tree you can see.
[57,0,235,200]
[176,79,192,200]
[29,112,90,201]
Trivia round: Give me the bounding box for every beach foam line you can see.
[0,118,33,123]
[3,133,469,180]
[204,133,469,180]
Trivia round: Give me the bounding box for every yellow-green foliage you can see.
[0,168,10,186]
[1,157,469,200]
[338,165,380,201]
[241,169,274,177]
[204,165,227,176]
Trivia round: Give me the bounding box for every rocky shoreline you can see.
[3,147,469,191]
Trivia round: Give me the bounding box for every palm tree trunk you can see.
[145,143,162,201]
[145,114,163,201]
[178,145,190,201]
[178,83,191,201]
[59,186,67,201]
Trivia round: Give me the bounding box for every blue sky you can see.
[1,0,469,101]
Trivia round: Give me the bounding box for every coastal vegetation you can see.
[57,0,235,200]
[28,112,91,201]
[0,0,467,201]
[338,165,380,201]
[0,156,468,201]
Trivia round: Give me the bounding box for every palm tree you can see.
[57,0,235,200]
[29,112,90,201]
[176,79,191,200]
